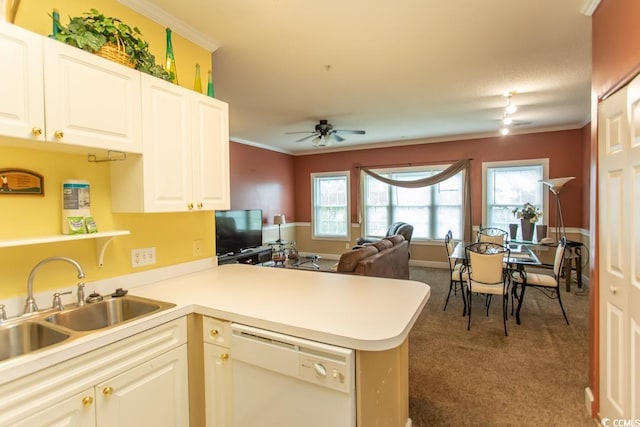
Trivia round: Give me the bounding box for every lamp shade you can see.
[540,177,575,194]
[273,214,286,225]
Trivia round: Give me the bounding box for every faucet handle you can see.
[0,304,6,322]
[52,291,72,311]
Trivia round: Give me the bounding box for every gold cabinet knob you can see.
[220,353,229,361]
[54,130,64,139]
[82,396,94,406]
[187,203,194,210]
[102,386,113,396]
[209,328,219,338]
[197,202,203,209]
[31,127,42,136]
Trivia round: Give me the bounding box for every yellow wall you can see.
[0,0,215,299]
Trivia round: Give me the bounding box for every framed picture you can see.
[0,168,44,195]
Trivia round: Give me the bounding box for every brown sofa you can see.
[335,234,410,279]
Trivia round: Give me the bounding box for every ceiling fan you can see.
[285,120,366,146]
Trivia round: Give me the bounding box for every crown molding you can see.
[118,0,221,52]
[581,0,601,16]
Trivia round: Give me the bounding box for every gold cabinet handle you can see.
[54,130,64,139]
[220,353,229,361]
[31,127,42,136]
[209,328,219,338]
[82,396,94,406]
[187,203,194,210]
[102,386,113,396]
[197,202,203,209]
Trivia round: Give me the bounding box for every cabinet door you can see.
[10,389,96,427]
[192,95,230,210]
[0,23,44,141]
[95,345,189,427]
[140,75,192,212]
[42,37,142,153]
[203,343,233,427]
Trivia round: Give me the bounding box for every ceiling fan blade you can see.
[295,133,320,142]
[284,131,314,135]
[335,129,366,135]
[332,133,345,142]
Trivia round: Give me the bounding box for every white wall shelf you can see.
[0,230,130,267]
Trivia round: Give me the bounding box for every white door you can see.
[192,95,230,211]
[43,37,142,153]
[0,23,44,141]
[598,75,640,420]
[11,389,96,427]
[95,345,189,427]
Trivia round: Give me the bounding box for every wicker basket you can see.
[96,37,134,69]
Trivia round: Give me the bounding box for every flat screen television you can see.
[215,209,263,256]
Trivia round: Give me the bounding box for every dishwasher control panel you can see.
[299,356,351,393]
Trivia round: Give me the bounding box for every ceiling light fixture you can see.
[505,93,517,114]
[500,127,510,136]
[502,113,513,126]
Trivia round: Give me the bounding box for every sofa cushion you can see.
[337,246,379,272]
[371,239,393,252]
[385,234,405,245]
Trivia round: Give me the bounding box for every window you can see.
[311,172,350,239]
[362,166,463,240]
[482,159,549,231]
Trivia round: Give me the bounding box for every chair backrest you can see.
[389,222,414,244]
[465,242,509,284]
[553,237,568,277]
[477,227,508,245]
[444,230,456,269]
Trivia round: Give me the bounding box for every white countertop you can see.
[0,263,430,384]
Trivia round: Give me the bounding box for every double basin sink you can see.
[0,295,175,362]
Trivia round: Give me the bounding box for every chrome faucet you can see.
[24,257,86,314]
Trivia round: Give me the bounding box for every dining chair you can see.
[477,227,508,245]
[464,242,511,336]
[511,237,570,325]
[443,230,469,315]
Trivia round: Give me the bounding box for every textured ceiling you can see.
[124,0,593,154]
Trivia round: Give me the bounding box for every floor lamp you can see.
[540,177,575,242]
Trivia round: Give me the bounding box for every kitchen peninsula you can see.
[0,263,431,427]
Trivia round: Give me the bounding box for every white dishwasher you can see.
[230,323,356,427]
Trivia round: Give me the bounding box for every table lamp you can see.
[273,214,286,243]
[540,177,575,241]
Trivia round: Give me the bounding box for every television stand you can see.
[217,247,272,266]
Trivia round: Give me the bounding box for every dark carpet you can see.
[407,266,594,427]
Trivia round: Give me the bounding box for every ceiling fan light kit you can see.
[286,119,365,147]
[500,92,518,136]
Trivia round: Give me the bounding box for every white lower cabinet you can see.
[202,317,232,427]
[96,346,189,426]
[11,389,96,427]
[0,318,188,427]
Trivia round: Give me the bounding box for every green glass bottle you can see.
[49,9,62,39]
[207,70,215,98]
[194,64,202,93]
[165,28,178,84]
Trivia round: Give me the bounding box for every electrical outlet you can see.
[345,242,350,249]
[131,247,156,268]
[193,239,203,256]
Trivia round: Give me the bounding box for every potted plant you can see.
[51,8,173,81]
[512,202,542,241]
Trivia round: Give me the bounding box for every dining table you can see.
[449,241,542,319]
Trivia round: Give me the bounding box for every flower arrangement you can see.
[512,202,542,223]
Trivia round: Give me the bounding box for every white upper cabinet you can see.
[0,23,142,153]
[42,37,142,153]
[110,75,230,212]
[0,23,45,140]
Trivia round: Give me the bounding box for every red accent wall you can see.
[589,0,640,417]
[294,129,585,228]
[229,142,296,224]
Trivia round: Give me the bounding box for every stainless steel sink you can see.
[0,321,70,362]
[45,295,175,332]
